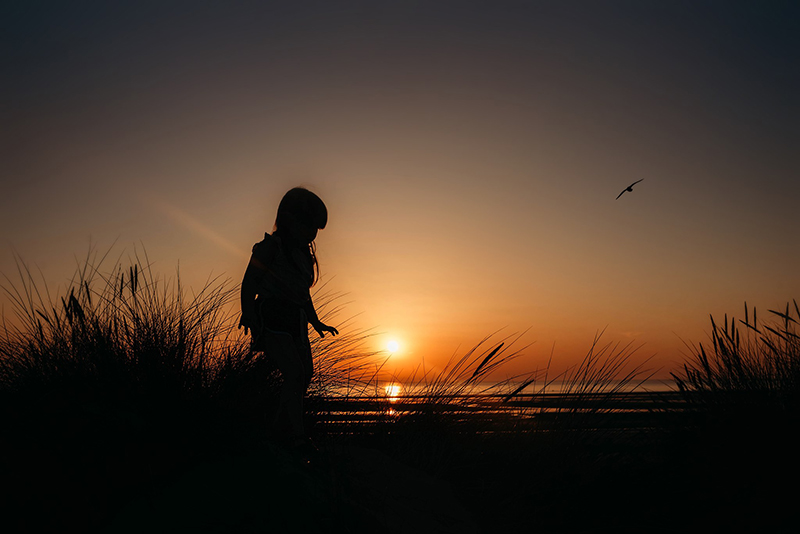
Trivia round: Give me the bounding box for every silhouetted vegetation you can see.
[673,301,800,407]
[0,250,374,532]
[1,250,798,533]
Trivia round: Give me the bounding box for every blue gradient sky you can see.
[2,1,798,378]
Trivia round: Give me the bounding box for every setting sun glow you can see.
[387,340,400,353]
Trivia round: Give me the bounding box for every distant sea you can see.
[328,379,676,398]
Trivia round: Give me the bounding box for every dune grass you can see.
[669,301,800,450]
[0,248,379,531]
[0,248,378,424]
[673,301,800,406]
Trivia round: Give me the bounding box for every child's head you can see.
[275,187,328,244]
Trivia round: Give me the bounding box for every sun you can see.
[387,340,400,353]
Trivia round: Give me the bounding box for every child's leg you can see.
[298,336,314,393]
[263,332,305,438]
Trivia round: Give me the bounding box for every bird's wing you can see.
[629,178,644,187]
[615,190,625,200]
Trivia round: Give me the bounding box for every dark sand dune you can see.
[104,444,476,534]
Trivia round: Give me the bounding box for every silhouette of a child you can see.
[239,187,338,448]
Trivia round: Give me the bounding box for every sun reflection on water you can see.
[384,383,403,403]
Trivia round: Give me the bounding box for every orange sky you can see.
[3,1,798,381]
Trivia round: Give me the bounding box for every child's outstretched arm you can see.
[303,296,339,338]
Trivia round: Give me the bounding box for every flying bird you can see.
[616,179,644,200]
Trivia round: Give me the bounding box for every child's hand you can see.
[238,315,254,336]
[312,321,339,338]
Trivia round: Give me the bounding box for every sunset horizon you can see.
[3,1,798,385]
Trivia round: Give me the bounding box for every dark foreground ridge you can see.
[2,385,798,534]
